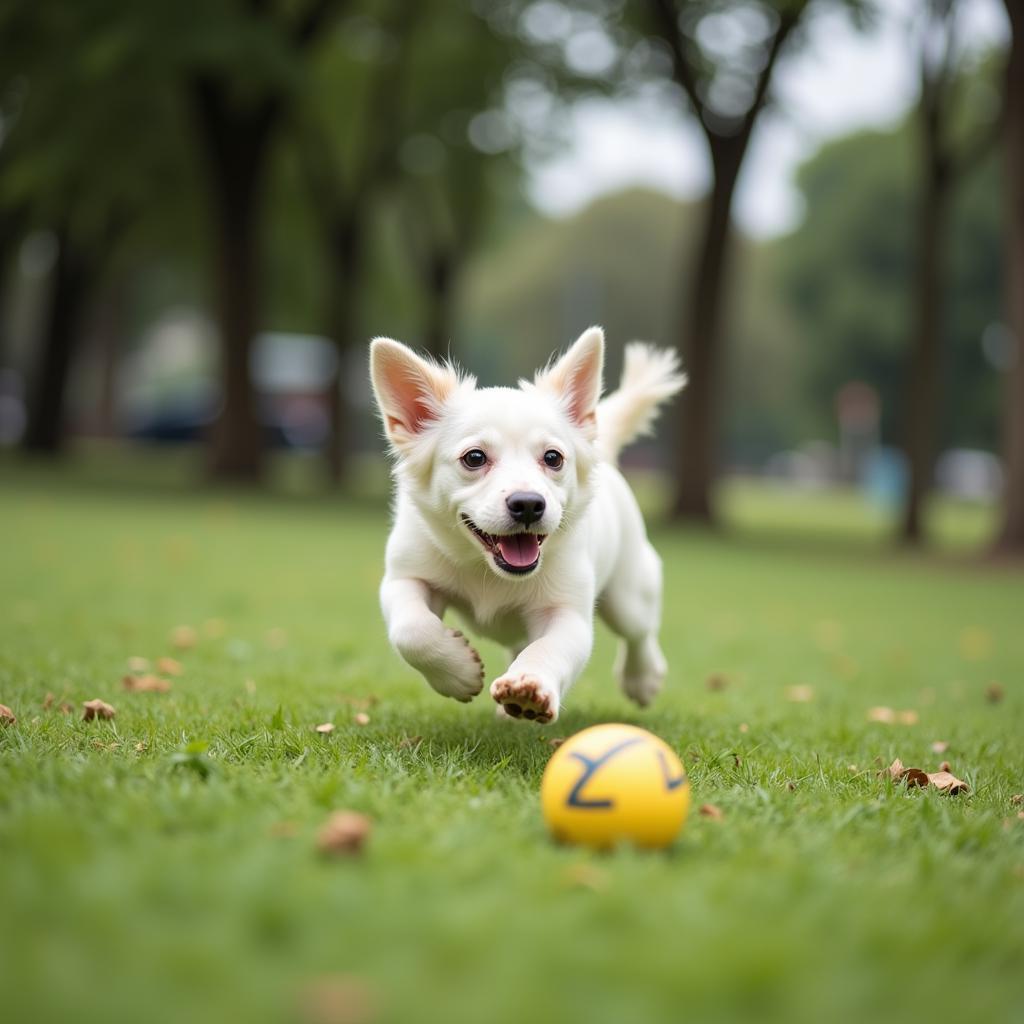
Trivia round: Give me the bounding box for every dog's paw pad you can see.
[491,675,557,724]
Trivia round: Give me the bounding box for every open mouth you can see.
[461,515,546,575]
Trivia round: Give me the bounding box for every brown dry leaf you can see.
[985,683,1005,704]
[563,863,609,891]
[879,759,928,787]
[170,625,197,650]
[315,722,335,735]
[59,701,74,715]
[82,699,116,721]
[42,692,55,710]
[699,803,724,820]
[1011,794,1023,806]
[897,710,919,725]
[930,740,949,754]
[785,685,814,703]
[545,736,565,750]
[0,703,16,726]
[297,973,376,1024]
[868,706,896,723]
[926,770,969,795]
[156,657,183,676]
[705,673,728,692]
[397,735,423,750]
[123,674,172,693]
[938,760,952,772]
[126,656,149,673]
[739,723,749,734]
[316,811,372,857]
[354,712,370,726]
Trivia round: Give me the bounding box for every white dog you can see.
[369,327,685,724]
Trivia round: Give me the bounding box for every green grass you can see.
[1,460,1022,1024]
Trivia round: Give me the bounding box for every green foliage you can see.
[1,462,1022,1024]
[775,124,1004,447]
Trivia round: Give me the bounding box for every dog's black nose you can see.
[506,491,546,526]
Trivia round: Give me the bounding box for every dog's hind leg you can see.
[598,540,667,708]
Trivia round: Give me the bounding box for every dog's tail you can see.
[595,343,686,462]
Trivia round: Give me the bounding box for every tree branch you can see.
[646,0,705,121]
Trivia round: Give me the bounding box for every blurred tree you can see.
[292,1,519,483]
[996,0,1024,553]
[632,0,871,524]
[900,1,1002,545]
[777,126,1002,459]
[180,0,340,481]
[0,2,191,454]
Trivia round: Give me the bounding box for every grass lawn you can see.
[1,457,1022,1024]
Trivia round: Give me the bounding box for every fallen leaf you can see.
[127,656,149,673]
[985,683,1005,704]
[868,707,918,725]
[868,706,896,723]
[82,699,116,721]
[0,703,16,725]
[880,758,967,794]
[1011,794,1023,806]
[397,735,423,750]
[738,723,749,734]
[59,702,74,715]
[930,740,949,754]
[787,781,797,791]
[354,712,370,726]
[135,741,147,752]
[315,722,335,734]
[705,673,728,692]
[42,692,55,710]
[122,674,172,693]
[926,770,969,795]
[785,685,814,703]
[699,803,724,820]
[297,974,376,1024]
[170,625,197,650]
[545,737,565,749]
[938,760,952,772]
[317,811,371,856]
[156,657,183,676]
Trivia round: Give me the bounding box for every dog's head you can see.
[370,328,604,579]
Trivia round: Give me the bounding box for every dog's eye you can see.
[543,449,564,470]
[460,449,488,470]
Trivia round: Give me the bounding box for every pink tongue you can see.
[497,534,540,568]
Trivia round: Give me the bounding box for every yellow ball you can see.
[540,723,691,850]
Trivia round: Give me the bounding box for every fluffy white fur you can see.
[369,326,686,724]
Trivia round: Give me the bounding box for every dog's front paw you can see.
[421,628,485,703]
[491,674,558,724]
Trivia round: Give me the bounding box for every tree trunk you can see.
[324,214,364,486]
[670,141,743,524]
[22,223,89,454]
[996,2,1024,553]
[901,160,951,544]
[191,83,275,482]
[422,249,456,360]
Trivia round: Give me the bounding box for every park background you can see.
[2,2,1023,1024]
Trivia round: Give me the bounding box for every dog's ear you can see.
[535,326,604,434]
[370,338,460,448]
